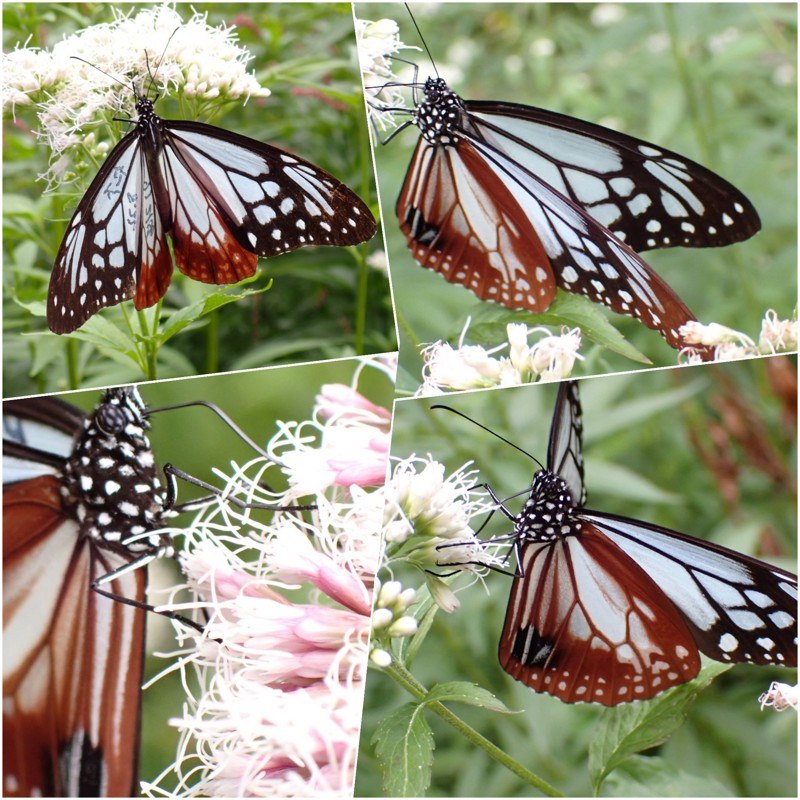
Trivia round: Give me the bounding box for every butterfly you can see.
[380,52,760,353]
[47,79,377,334]
[493,380,797,705]
[0,384,287,795]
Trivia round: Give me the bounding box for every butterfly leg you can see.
[162,463,317,512]
[91,547,207,634]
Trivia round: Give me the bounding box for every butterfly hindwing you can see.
[2,389,168,795]
[500,521,700,706]
[587,511,798,666]
[398,136,558,310]
[3,475,146,797]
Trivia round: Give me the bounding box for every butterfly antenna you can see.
[145,399,274,463]
[405,2,439,77]
[145,27,180,96]
[430,405,545,471]
[70,57,129,91]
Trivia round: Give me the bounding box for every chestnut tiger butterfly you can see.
[441,380,797,706]
[371,11,760,354]
[2,386,301,795]
[47,55,377,334]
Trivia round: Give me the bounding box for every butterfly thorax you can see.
[134,96,161,140]
[414,77,467,147]
[515,469,581,542]
[61,388,168,552]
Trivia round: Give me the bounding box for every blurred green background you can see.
[357,2,797,392]
[356,355,797,796]
[43,358,394,794]
[3,3,394,395]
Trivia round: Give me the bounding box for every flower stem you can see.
[386,660,564,797]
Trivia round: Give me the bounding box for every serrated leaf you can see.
[425,680,516,714]
[589,662,732,792]
[372,703,435,797]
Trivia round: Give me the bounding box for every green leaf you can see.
[589,662,732,793]
[401,589,440,667]
[603,754,735,796]
[586,379,706,439]
[425,681,516,714]
[465,293,651,364]
[372,703,435,797]
[63,314,137,353]
[583,459,680,504]
[157,276,272,343]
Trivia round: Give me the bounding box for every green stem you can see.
[205,309,219,374]
[662,5,711,163]
[136,309,157,380]
[354,247,368,355]
[386,660,564,797]
[65,337,79,389]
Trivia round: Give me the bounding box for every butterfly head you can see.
[516,468,581,543]
[414,77,465,146]
[62,387,167,548]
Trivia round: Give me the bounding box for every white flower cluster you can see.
[356,16,418,132]
[680,310,797,363]
[3,5,269,190]
[418,322,584,395]
[383,455,505,612]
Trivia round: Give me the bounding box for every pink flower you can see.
[315,383,392,424]
[271,384,392,494]
[145,357,391,798]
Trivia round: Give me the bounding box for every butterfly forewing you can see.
[546,381,585,505]
[467,100,761,251]
[3,397,87,479]
[48,132,156,333]
[166,124,377,255]
[498,380,797,705]
[47,95,377,334]
[587,512,798,666]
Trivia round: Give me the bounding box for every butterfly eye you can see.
[96,404,127,434]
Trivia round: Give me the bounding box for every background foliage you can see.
[358,2,797,393]
[356,355,797,796]
[3,2,394,395]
